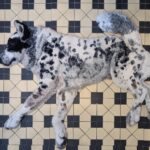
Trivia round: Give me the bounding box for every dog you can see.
[1,12,150,149]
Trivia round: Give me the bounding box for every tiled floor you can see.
[0,0,150,150]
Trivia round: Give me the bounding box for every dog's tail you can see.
[96,12,142,47]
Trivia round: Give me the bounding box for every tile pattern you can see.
[0,0,149,150]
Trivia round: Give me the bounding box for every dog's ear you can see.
[14,20,30,41]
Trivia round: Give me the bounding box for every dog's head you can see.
[0,20,31,66]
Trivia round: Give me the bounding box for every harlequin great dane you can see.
[1,12,150,149]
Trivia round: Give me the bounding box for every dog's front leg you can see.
[52,90,77,149]
[4,78,56,129]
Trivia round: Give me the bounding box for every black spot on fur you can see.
[51,76,55,80]
[38,87,42,95]
[59,52,65,59]
[50,66,54,70]
[72,48,76,52]
[114,70,117,77]
[131,60,135,65]
[105,37,110,44]
[120,57,129,64]
[68,56,83,68]
[52,37,57,43]
[33,94,39,99]
[43,42,53,56]
[83,40,87,50]
[112,37,116,43]
[41,84,48,89]
[47,60,54,65]
[137,64,140,69]
[41,55,47,60]
[131,79,137,89]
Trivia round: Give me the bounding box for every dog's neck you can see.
[20,27,42,72]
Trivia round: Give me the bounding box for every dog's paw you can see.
[55,124,68,149]
[4,115,21,129]
[126,108,140,126]
[56,136,68,149]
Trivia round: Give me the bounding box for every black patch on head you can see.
[7,38,30,53]
[15,20,31,41]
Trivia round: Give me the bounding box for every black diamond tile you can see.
[92,0,104,9]
[0,68,10,80]
[21,92,32,103]
[46,94,56,104]
[20,139,32,150]
[44,115,53,127]
[91,116,103,128]
[114,116,126,128]
[22,21,34,27]
[43,139,55,150]
[0,0,11,9]
[92,21,103,33]
[20,115,33,127]
[139,21,150,33]
[46,21,57,31]
[23,0,34,9]
[0,21,10,32]
[69,0,81,9]
[0,92,9,103]
[114,140,126,150]
[67,116,79,128]
[116,0,128,9]
[0,115,8,127]
[69,21,80,33]
[91,92,103,104]
[137,141,150,150]
[138,117,150,129]
[0,139,8,150]
[0,44,6,53]
[66,139,79,150]
[90,140,102,150]
[46,0,57,9]
[140,0,150,9]
[21,68,33,80]
[115,92,127,104]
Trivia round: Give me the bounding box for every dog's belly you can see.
[62,60,110,89]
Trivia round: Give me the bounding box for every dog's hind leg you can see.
[123,80,147,126]
[111,68,147,126]
[52,90,77,149]
[4,78,57,129]
[142,82,150,119]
